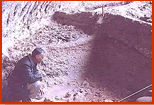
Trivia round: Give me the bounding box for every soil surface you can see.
[2,1,152,102]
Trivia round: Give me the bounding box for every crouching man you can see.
[8,47,45,102]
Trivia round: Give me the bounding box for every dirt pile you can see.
[53,12,98,35]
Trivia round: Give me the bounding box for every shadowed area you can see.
[53,12,152,101]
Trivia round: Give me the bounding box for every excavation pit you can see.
[52,12,152,102]
[2,3,152,102]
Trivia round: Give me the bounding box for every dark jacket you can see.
[7,54,42,101]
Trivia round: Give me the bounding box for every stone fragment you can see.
[64,92,71,98]
[136,96,152,102]
[55,96,61,100]
[81,80,89,88]
[104,99,113,102]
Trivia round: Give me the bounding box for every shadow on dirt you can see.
[53,12,152,101]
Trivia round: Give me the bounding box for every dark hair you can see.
[32,47,45,58]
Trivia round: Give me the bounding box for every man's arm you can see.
[22,64,42,84]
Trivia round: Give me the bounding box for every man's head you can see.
[32,47,45,63]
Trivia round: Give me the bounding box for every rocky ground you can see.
[2,1,152,102]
